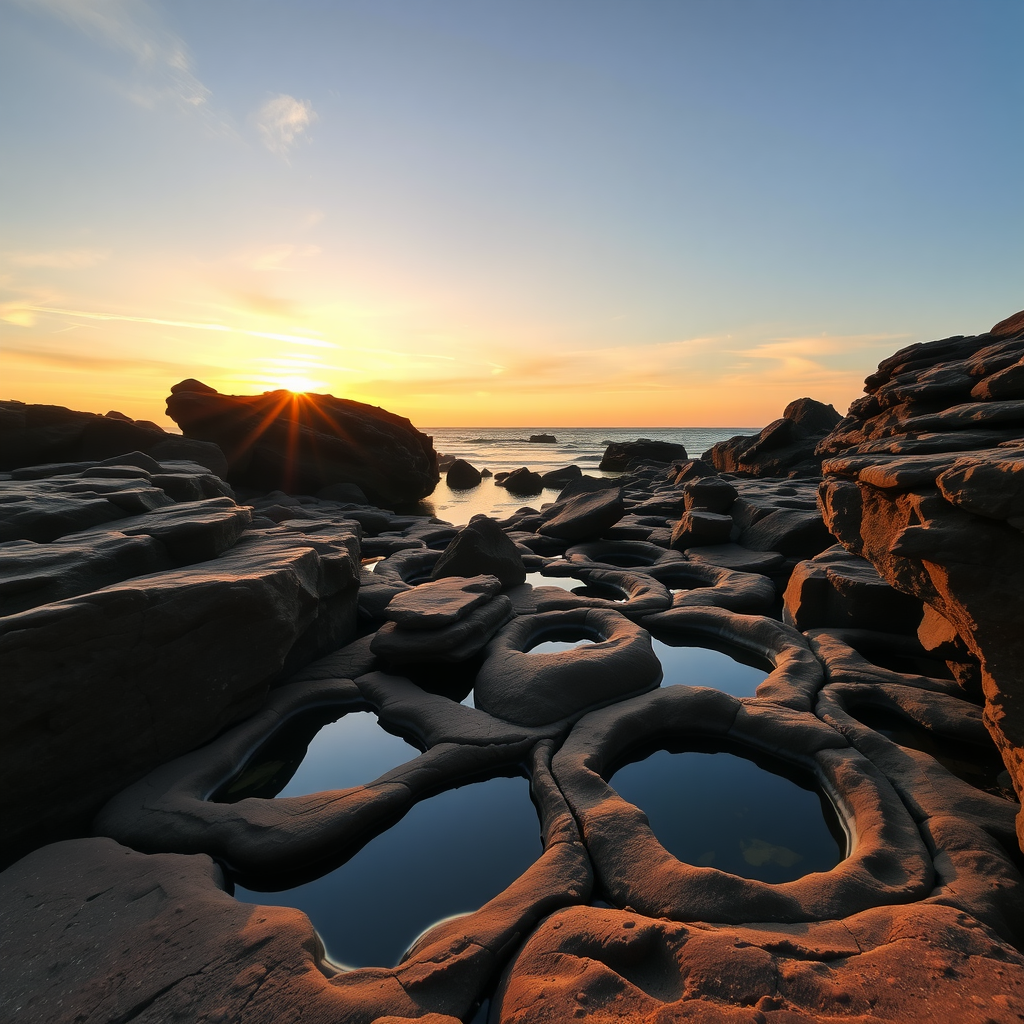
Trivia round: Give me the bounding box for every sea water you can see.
[420,425,757,526]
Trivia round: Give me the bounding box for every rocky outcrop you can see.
[165,379,439,504]
[704,397,842,477]
[818,311,1024,845]
[599,437,688,470]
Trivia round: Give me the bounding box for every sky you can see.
[1,1,1021,429]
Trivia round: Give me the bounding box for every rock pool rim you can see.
[648,627,776,678]
[551,683,935,923]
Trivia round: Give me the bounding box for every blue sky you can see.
[1,0,1021,426]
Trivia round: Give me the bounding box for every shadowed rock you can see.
[165,379,438,504]
[538,487,625,541]
[600,438,688,470]
[445,458,482,489]
[431,516,527,587]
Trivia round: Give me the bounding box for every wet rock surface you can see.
[3,335,1024,1022]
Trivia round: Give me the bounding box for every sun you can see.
[274,375,319,395]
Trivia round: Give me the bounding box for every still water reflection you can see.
[609,745,844,884]
[652,637,771,697]
[234,774,542,969]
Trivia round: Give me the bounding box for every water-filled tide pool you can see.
[652,635,771,697]
[608,744,845,884]
[233,774,541,968]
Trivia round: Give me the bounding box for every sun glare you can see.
[275,375,318,394]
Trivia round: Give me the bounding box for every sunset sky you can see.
[1,1,1021,428]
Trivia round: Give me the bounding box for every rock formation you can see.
[599,437,688,470]
[704,396,842,477]
[818,310,1024,844]
[165,379,439,504]
[2,328,1024,1023]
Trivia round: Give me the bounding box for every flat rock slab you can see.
[372,594,513,662]
[685,542,786,573]
[385,574,502,629]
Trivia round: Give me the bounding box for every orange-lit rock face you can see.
[818,311,1024,848]
[166,379,439,504]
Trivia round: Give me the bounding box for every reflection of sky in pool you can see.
[215,709,420,802]
[652,638,770,697]
[610,748,843,884]
[528,638,597,654]
[235,775,541,969]
[524,571,579,592]
[275,712,418,797]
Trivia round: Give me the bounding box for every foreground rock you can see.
[165,379,439,504]
[818,310,1024,843]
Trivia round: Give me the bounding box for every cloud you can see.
[17,0,227,126]
[256,95,317,155]
[4,248,109,269]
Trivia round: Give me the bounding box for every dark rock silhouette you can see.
[165,379,438,504]
[599,437,688,470]
[529,433,557,443]
[704,397,842,477]
[446,457,482,489]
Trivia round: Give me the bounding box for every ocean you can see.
[417,425,759,525]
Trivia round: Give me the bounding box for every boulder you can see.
[445,458,482,489]
[538,487,625,541]
[669,510,733,550]
[501,467,544,495]
[148,437,228,479]
[165,379,438,504]
[599,438,688,471]
[529,433,557,443]
[739,507,835,559]
[683,476,738,514]
[539,464,581,488]
[431,516,527,587]
[703,398,842,477]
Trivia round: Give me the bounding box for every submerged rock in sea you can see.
[165,378,439,504]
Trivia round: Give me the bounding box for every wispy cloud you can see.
[17,0,228,128]
[3,304,337,348]
[256,94,317,155]
[3,248,109,269]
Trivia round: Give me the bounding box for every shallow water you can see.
[528,637,598,654]
[234,774,542,968]
[652,637,772,697]
[216,708,420,802]
[421,426,757,526]
[609,746,844,884]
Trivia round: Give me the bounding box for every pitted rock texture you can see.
[165,378,439,504]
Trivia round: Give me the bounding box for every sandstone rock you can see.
[599,438,688,471]
[501,466,543,495]
[682,475,738,514]
[165,379,438,504]
[0,526,359,866]
[384,574,503,630]
[371,593,513,663]
[445,458,482,489]
[431,517,526,587]
[817,311,1024,847]
[783,544,924,633]
[538,464,581,488]
[537,487,625,541]
[704,398,841,477]
[738,506,835,558]
[669,510,732,549]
